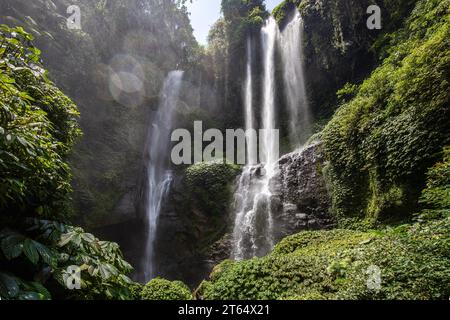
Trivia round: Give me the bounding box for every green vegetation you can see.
[0,25,135,300]
[321,0,450,225]
[1,0,449,301]
[0,0,200,228]
[199,142,450,300]
[199,215,449,300]
[419,147,450,216]
[185,161,241,216]
[206,0,268,128]
[0,25,80,219]
[141,278,193,300]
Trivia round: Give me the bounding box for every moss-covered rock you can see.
[196,148,450,300]
[272,142,334,238]
[141,278,193,300]
[185,161,241,216]
[321,0,450,225]
[199,146,450,300]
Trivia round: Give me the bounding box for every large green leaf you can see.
[81,233,95,243]
[0,272,20,298]
[58,232,75,247]
[17,291,44,300]
[34,241,56,267]
[28,282,51,300]
[0,230,24,260]
[23,238,39,265]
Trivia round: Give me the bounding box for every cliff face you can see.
[274,0,417,120]
[271,142,334,239]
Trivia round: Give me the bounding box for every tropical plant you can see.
[0,25,134,300]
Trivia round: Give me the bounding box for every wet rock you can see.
[271,142,334,240]
[207,233,233,266]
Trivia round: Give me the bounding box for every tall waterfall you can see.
[141,70,184,282]
[244,38,257,166]
[260,17,279,177]
[232,18,279,260]
[280,11,311,146]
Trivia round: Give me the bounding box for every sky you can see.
[186,0,281,45]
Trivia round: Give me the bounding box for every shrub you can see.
[200,219,450,300]
[128,282,144,300]
[141,278,192,300]
[185,161,241,216]
[0,25,81,219]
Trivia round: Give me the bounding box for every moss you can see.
[419,147,450,210]
[185,161,241,216]
[321,0,450,225]
[141,278,193,300]
[128,282,144,300]
[200,217,450,300]
[414,146,450,223]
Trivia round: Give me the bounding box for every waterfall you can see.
[280,10,311,146]
[260,17,279,177]
[244,38,257,166]
[232,18,279,260]
[141,70,184,282]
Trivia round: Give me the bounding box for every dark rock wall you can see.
[271,142,334,241]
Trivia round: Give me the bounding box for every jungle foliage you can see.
[321,0,450,225]
[0,0,200,228]
[0,25,135,300]
[1,0,449,301]
[185,161,241,216]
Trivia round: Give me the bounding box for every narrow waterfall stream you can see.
[280,11,312,146]
[141,70,184,282]
[244,38,257,166]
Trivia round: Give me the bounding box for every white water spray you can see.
[280,10,311,146]
[142,70,183,282]
[244,38,257,166]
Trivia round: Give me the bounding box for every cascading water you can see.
[260,17,279,176]
[244,38,257,166]
[280,10,311,146]
[141,70,184,282]
[232,18,279,260]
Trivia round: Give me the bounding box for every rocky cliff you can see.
[271,142,334,240]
